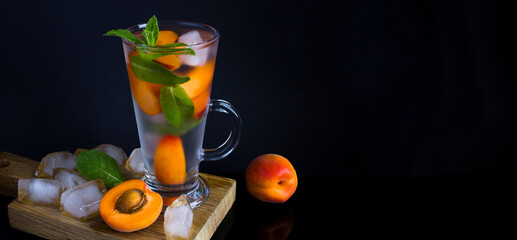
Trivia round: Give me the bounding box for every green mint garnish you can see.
[76,150,125,188]
[141,15,159,46]
[158,43,196,55]
[137,43,196,60]
[104,29,145,44]
[130,55,190,85]
[104,15,197,129]
[160,85,195,127]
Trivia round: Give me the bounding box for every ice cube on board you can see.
[35,151,76,178]
[92,144,127,166]
[18,178,62,206]
[125,148,145,174]
[164,195,193,240]
[178,30,209,66]
[60,179,106,220]
[53,168,88,191]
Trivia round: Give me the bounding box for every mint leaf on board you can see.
[103,29,144,44]
[130,55,190,85]
[141,15,159,46]
[76,150,125,188]
[160,85,195,127]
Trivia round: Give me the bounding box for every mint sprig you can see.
[104,15,197,129]
[141,15,159,46]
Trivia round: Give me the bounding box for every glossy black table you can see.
[2,173,515,239]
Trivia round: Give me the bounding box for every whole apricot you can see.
[246,154,298,203]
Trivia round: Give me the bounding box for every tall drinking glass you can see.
[121,21,241,208]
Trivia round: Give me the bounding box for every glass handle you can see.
[203,99,242,161]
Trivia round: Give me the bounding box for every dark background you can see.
[1,0,516,179]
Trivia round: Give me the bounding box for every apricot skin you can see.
[246,154,298,203]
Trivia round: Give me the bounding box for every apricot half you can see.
[100,179,163,232]
[246,154,298,203]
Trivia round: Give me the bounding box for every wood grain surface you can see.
[0,151,236,240]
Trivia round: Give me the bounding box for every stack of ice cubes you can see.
[17,144,146,221]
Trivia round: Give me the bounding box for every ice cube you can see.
[164,195,193,240]
[92,144,127,166]
[18,178,62,206]
[125,148,145,174]
[122,148,145,179]
[60,179,106,221]
[53,168,88,191]
[178,30,208,66]
[35,151,76,178]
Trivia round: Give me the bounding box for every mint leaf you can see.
[160,85,194,127]
[136,48,171,60]
[103,29,144,44]
[76,150,125,188]
[158,43,196,55]
[141,15,159,46]
[136,43,195,60]
[130,55,190,85]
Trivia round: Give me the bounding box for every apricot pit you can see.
[115,189,147,214]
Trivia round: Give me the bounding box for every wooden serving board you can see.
[0,151,236,240]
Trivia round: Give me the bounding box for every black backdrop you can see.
[1,0,515,178]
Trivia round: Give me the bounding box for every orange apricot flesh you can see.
[154,135,187,185]
[100,179,163,232]
[127,51,163,115]
[156,30,178,45]
[181,61,215,118]
[154,30,181,70]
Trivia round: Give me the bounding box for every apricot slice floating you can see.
[127,51,163,115]
[154,135,187,185]
[181,61,215,118]
[156,30,178,46]
[100,179,163,232]
[154,30,181,70]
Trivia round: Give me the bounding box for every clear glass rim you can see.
[122,20,220,50]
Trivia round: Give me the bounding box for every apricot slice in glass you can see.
[156,30,178,45]
[154,135,187,185]
[154,30,181,70]
[99,179,163,232]
[127,51,163,115]
[181,62,215,118]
